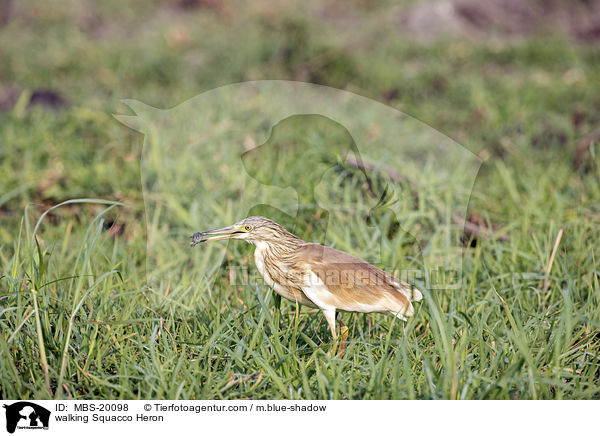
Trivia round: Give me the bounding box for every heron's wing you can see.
[295,243,422,317]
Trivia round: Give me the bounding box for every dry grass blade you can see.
[540,229,564,293]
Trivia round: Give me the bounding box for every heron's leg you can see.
[335,313,349,357]
[322,308,337,339]
[336,313,349,342]
[323,308,340,358]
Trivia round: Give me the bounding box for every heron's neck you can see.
[253,238,302,258]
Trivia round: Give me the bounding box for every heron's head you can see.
[191,216,298,246]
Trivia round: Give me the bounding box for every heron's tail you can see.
[390,281,422,319]
[393,280,423,302]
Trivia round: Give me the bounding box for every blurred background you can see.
[1,0,599,237]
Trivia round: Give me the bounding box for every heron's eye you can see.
[244,225,252,231]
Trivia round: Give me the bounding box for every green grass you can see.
[1,192,599,399]
[1,0,600,399]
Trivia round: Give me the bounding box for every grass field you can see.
[1,0,600,400]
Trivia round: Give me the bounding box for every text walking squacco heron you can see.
[191,216,422,338]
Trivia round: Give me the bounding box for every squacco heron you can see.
[191,216,422,338]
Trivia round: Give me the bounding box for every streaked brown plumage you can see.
[191,216,422,338]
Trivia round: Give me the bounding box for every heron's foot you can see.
[340,324,349,343]
[327,325,349,358]
[336,325,350,357]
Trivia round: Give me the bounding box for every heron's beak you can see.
[190,225,245,246]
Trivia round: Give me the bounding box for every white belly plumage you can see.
[253,243,316,307]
